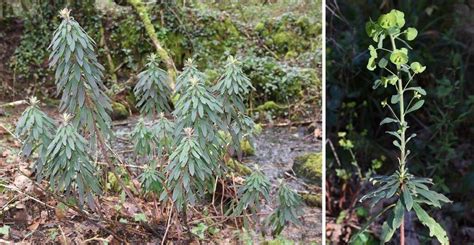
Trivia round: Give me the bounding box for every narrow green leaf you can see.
[405,100,424,114]
[402,185,413,211]
[412,202,450,245]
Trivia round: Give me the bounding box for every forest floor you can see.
[0,104,321,244]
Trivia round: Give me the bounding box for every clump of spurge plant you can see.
[15,8,303,240]
[48,8,112,141]
[15,97,56,179]
[267,180,303,236]
[353,10,451,244]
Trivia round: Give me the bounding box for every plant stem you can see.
[400,216,405,245]
[391,34,407,245]
[390,35,406,173]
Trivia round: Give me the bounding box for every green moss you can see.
[111,102,129,120]
[285,50,298,60]
[165,32,188,67]
[255,101,285,112]
[272,32,292,47]
[125,92,138,113]
[292,152,322,184]
[255,22,266,32]
[240,139,255,156]
[302,193,322,207]
[205,69,220,83]
[226,159,252,176]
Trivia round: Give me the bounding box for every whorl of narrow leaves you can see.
[48,8,112,138]
[214,56,253,118]
[214,56,255,152]
[163,128,217,211]
[134,54,172,117]
[354,9,451,245]
[131,118,154,157]
[139,165,164,195]
[44,114,101,208]
[15,97,56,177]
[233,167,271,216]
[174,76,223,142]
[175,58,207,93]
[152,113,175,157]
[267,181,303,236]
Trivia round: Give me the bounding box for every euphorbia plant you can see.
[353,9,451,245]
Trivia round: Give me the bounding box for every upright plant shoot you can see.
[356,9,451,245]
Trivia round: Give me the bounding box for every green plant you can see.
[233,166,271,218]
[15,97,56,178]
[164,127,217,211]
[131,117,154,157]
[352,10,451,245]
[133,54,173,117]
[48,8,112,141]
[267,180,303,236]
[213,56,255,153]
[44,113,101,208]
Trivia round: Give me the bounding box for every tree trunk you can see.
[128,0,177,89]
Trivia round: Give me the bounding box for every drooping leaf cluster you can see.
[48,8,112,140]
[164,128,217,211]
[175,58,207,93]
[131,117,155,157]
[151,113,174,157]
[267,181,303,236]
[15,97,56,177]
[134,54,173,117]
[44,114,101,208]
[139,164,165,195]
[232,167,271,217]
[174,74,223,142]
[353,9,451,245]
[214,56,255,153]
[173,62,224,174]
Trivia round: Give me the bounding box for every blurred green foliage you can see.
[327,0,474,243]
[0,1,321,115]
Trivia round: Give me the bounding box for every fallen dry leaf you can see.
[28,219,41,232]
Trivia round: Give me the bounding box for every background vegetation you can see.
[0,0,321,121]
[326,0,474,244]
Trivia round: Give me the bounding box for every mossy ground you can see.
[292,152,322,184]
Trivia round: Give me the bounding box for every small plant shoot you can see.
[353,9,451,245]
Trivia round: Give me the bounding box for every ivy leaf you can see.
[406,27,418,41]
[0,225,10,236]
[134,213,148,222]
[413,202,450,245]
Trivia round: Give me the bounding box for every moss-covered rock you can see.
[301,193,322,207]
[255,101,285,112]
[240,139,255,156]
[255,22,266,32]
[285,50,298,60]
[111,102,129,120]
[226,158,252,176]
[292,152,322,184]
